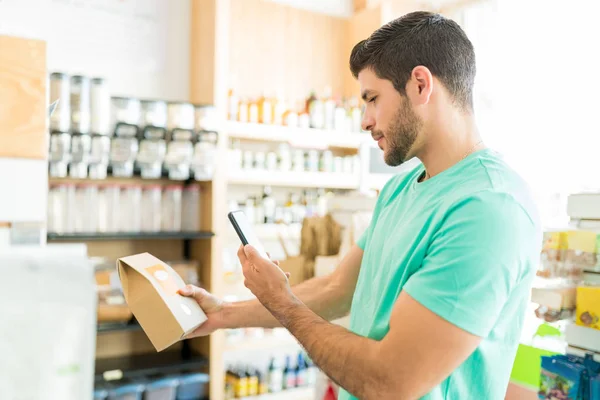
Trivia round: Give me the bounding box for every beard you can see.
[373,100,423,167]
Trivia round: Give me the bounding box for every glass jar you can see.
[70,75,91,134]
[120,185,142,233]
[103,184,121,232]
[292,150,305,172]
[141,100,168,129]
[307,150,319,172]
[182,185,201,232]
[167,102,195,131]
[64,184,77,233]
[192,140,216,181]
[141,185,162,232]
[194,105,218,132]
[162,185,183,232]
[74,184,97,233]
[111,97,141,137]
[320,150,334,172]
[49,72,71,133]
[91,77,111,136]
[278,144,291,171]
[47,184,68,234]
[334,156,344,174]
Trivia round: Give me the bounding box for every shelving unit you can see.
[228,170,361,189]
[48,231,215,242]
[226,121,368,150]
[95,351,209,382]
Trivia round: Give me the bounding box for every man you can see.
[180,11,541,400]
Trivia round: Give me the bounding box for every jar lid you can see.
[184,184,201,191]
[144,184,163,190]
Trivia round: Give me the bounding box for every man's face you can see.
[358,68,423,166]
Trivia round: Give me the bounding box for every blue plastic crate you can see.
[175,373,209,400]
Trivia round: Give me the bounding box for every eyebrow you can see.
[361,90,375,102]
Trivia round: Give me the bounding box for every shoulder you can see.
[444,150,540,230]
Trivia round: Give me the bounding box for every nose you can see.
[361,110,374,132]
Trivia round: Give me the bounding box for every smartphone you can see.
[228,210,269,260]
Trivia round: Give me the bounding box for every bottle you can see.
[273,93,286,125]
[317,189,328,217]
[305,91,317,115]
[235,366,249,398]
[284,193,294,225]
[284,354,297,390]
[262,186,276,224]
[295,352,308,387]
[258,93,273,125]
[306,355,318,386]
[350,96,362,132]
[258,369,269,395]
[248,99,259,124]
[227,88,238,121]
[268,357,284,393]
[238,99,249,123]
[247,367,259,396]
[254,196,265,225]
[323,87,336,130]
[225,368,238,400]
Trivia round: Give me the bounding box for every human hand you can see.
[178,285,226,338]
[237,245,294,310]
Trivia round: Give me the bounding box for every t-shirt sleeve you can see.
[403,191,537,337]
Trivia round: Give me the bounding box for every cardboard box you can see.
[117,253,207,351]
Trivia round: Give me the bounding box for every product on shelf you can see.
[116,252,207,351]
[538,354,600,400]
[576,286,600,330]
[47,72,218,181]
[175,373,210,400]
[48,182,201,236]
[227,88,365,132]
[95,258,132,324]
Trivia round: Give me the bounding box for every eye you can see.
[369,96,377,103]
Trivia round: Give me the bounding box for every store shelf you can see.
[97,321,142,334]
[226,121,368,150]
[47,231,215,242]
[240,386,316,400]
[565,323,600,353]
[566,345,600,362]
[228,170,360,189]
[224,331,301,352]
[95,351,208,382]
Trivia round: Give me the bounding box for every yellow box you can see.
[576,286,600,330]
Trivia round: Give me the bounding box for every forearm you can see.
[223,274,349,329]
[270,298,392,400]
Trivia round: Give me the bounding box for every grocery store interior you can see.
[1,0,599,399]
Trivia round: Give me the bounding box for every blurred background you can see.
[1,0,599,399]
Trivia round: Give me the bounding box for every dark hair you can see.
[350,11,476,111]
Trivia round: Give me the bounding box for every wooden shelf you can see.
[95,351,208,382]
[47,231,215,242]
[228,170,360,189]
[240,386,316,400]
[226,121,368,150]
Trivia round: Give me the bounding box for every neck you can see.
[417,111,483,179]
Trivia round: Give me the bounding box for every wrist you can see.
[220,301,236,330]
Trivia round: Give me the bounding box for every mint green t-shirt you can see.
[339,149,541,400]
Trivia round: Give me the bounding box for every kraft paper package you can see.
[117,252,207,351]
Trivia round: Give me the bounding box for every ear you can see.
[408,66,433,106]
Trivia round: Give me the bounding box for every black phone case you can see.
[228,211,249,246]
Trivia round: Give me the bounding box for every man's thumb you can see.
[178,284,198,298]
[244,244,259,260]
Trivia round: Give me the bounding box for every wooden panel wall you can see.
[343,6,383,98]
[228,0,349,108]
[0,35,46,159]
